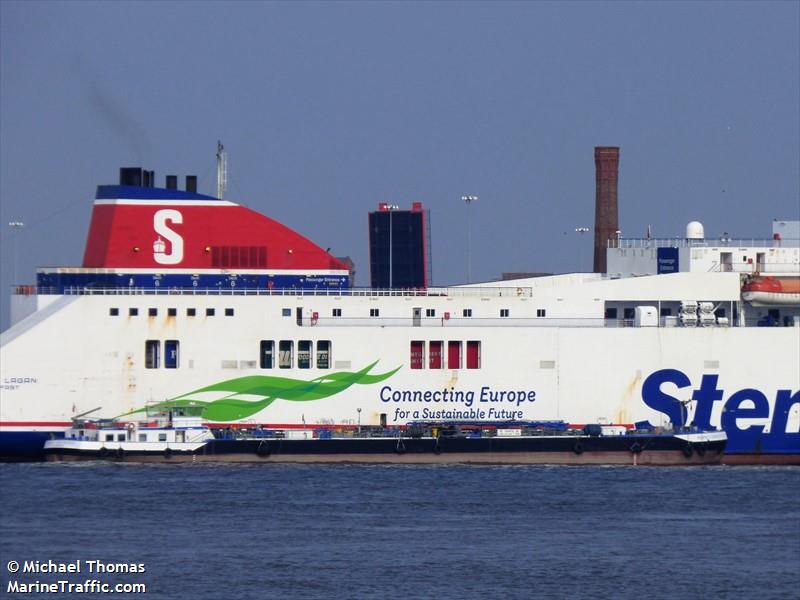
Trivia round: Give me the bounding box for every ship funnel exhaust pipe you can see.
[120,167,142,186]
[593,146,620,274]
[119,168,154,188]
[216,141,227,200]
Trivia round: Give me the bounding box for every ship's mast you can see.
[216,141,227,200]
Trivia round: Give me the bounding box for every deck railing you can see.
[611,237,800,249]
[15,285,535,299]
[10,283,799,328]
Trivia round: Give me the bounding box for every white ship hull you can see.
[3,279,799,460]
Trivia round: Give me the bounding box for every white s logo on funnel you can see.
[153,209,184,265]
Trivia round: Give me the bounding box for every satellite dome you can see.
[686,221,705,240]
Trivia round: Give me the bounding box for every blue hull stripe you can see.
[36,272,349,292]
[0,431,61,459]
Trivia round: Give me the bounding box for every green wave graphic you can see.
[124,361,401,422]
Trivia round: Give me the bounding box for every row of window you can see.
[112,308,234,317]
[145,339,334,370]
[410,340,481,370]
[103,432,169,442]
[145,338,486,371]
[115,307,547,319]
[260,340,331,369]
[145,340,179,369]
[359,309,540,318]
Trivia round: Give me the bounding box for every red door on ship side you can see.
[410,341,424,369]
[448,341,461,369]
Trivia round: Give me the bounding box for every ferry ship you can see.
[2,150,798,463]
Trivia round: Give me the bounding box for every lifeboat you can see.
[741,276,800,306]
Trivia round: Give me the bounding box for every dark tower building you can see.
[593,147,620,273]
[369,202,431,289]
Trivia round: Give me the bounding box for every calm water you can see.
[1,464,798,600]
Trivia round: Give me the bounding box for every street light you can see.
[8,221,24,285]
[461,195,478,283]
[575,227,589,271]
[384,204,399,288]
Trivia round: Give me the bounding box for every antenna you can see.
[216,141,227,199]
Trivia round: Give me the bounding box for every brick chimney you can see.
[593,147,620,273]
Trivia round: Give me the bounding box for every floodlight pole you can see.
[575,227,589,271]
[461,196,478,283]
[8,221,24,285]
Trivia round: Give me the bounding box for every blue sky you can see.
[1,1,798,329]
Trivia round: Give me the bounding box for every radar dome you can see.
[686,221,705,240]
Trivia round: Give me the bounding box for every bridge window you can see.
[145,340,160,369]
[279,341,293,369]
[298,340,312,369]
[317,341,331,369]
[260,340,274,369]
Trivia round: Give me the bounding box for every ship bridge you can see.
[606,221,799,278]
